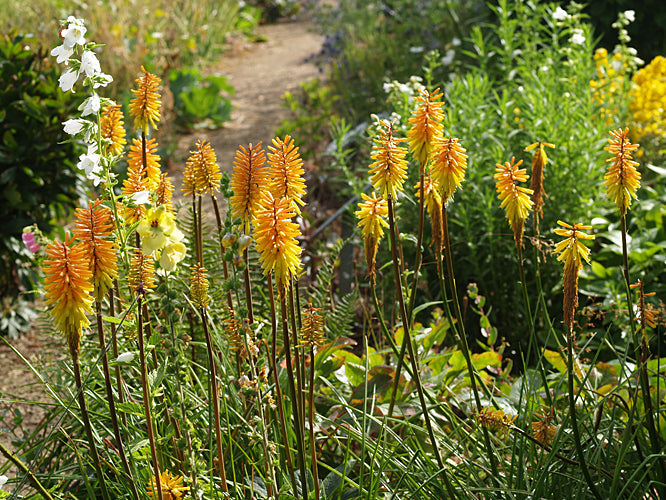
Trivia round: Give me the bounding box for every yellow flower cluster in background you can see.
[629,55,666,142]
[590,48,630,127]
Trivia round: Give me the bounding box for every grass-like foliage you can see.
[1,3,665,500]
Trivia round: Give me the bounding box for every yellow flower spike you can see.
[188,139,221,196]
[430,136,468,205]
[231,142,267,232]
[369,120,408,200]
[128,248,155,295]
[494,157,534,248]
[554,221,595,332]
[475,407,516,439]
[155,173,174,213]
[73,199,118,302]
[267,135,306,211]
[300,304,325,347]
[43,234,94,355]
[525,141,555,220]
[254,192,302,293]
[147,471,188,500]
[190,264,210,310]
[630,56,666,142]
[531,408,557,447]
[129,66,161,134]
[355,192,389,282]
[128,137,161,191]
[407,88,445,167]
[100,103,126,156]
[603,127,641,215]
[181,159,196,197]
[415,175,444,251]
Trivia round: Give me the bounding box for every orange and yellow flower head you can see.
[267,135,306,211]
[190,264,210,310]
[100,103,126,156]
[128,137,161,191]
[415,175,444,251]
[155,173,174,213]
[554,221,595,332]
[121,158,150,224]
[355,192,389,282]
[129,66,161,134]
[603,127,641,215]
[147,471,188,500]
[188,140,221,196]
[73,199,118,302]
[407,88,445,166]
[430,137,468,205]
[128,249,155,295]
[43,234,94,355]
[231,142,267,232]
[494,157,534,248]
[254,193,302,293]
[369,120,408,200]
[525,141,555,221]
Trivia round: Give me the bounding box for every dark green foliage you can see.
[0,31,84,334]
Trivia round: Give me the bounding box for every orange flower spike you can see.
[407,88,445,167]
[415,175,444,251]
[267,135,306,211]
[121,158,150,224]
[128,137,161,191]
[369,120,408,200]
[100,104,126,156]
[43,234,94,355]
[231,142,267,232]
[525,141,555,219]
[181,160,196,197]
[127,249,156,295]
[494,157,534,247]
[603,127,641,215]
[254,193,302,293]
[189,140,221,195]
[73,199,118,302]
[129,66,161,134]
[190,264,210,310]
[430,137,468,205]
[554,221,595,332]
[155,173,174,213]
[355,192,389,282]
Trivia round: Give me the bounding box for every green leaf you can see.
[543,348,567,373]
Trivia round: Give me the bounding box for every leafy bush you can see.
[0,31,84,336]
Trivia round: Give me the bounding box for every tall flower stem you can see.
[386,195,455,496]
[267,274,298,493]
[136,294,163,499]
[110,283,129,430]
[566,327,602,500]
[243,245,254,323]
[94,301,139,500]
[620,215,664,487]
[280,289,308,500]
[199,305,229,493]
[70,347,111,500]
[308,344,321,500]
[289,283,306,430]
[442,205,499,478]
[406,163,426,322]
[212,195,234,310]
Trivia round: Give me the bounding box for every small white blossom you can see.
[440,48,455,66]
[409,46,424,54]
[611,59,623,72]
[58,68,79,93]
[80,50,101,78]
[452,37,461,46]
[0,475,8,488]
[61,19,86,48]
[553,6,569,21]
[51,44,74,64]
[383,82,394,94]
[63,118,85,135]
[116,352,135,363]
[79,94,100,117]
[93,73,113,89]
[128,190,151,206]
[624,10,635,23]
[78,144,103,185]
[570,29,586,45]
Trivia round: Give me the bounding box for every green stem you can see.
[70,347,111,500]
[406,163,426,323]
[309,344,321,500]
[95,302,139,500]
[280,288,308,500]
[136,295,163,499]
[200,305,229,492]
[386,195,455,496]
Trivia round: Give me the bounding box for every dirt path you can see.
[170,18,323,190]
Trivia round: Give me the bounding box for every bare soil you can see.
[0,16,323,485]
